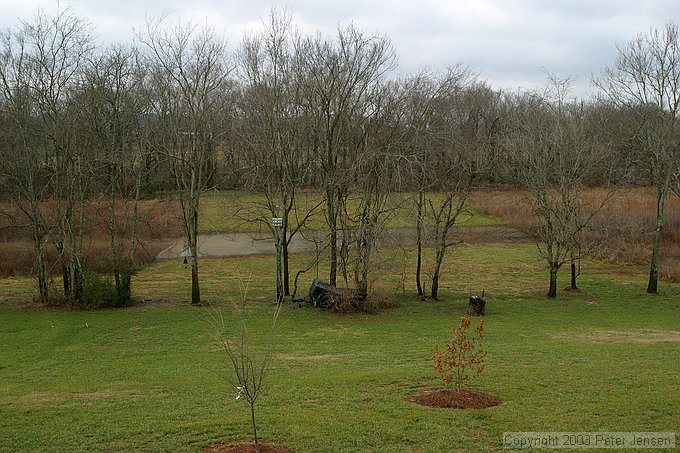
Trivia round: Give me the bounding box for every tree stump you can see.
[468,295,486,316]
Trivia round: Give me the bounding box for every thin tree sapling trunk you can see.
[647,186,666,294]
[416,190,424,297]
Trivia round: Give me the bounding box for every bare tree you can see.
[427,79,499,300]
[596,22,680,294]
[338,80,405,301]
[236,9,320,299]
[503,75,612,298]
[213,283,282,453]
[0,8,95,305]
[139,18,233,305]
[396,69,466,297]
[82,45,149,305]
[398,67,496,300]
[0,32,51,302]
[295,24,396,287]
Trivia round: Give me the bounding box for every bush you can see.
[80,267,136,309]
[431,314,486,391]
[81,272,118,309]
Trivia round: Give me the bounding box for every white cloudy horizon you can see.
[1,0,678,96]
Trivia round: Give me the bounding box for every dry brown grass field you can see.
[468,185,680,282]
[0,198,181,276]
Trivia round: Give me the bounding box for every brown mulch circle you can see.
[413,388,502,409]
[201,439,297,453]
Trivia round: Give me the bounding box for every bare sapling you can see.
[212,280,282,453]
[431,314,486,391]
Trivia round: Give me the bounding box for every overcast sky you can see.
[1,0,678,95]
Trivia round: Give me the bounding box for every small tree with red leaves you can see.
[431,315,486,391]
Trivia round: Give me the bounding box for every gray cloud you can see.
[1,0,678,95]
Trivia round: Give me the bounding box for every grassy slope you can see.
[1,244,679,452]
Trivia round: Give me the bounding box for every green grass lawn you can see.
[1,244,679,452]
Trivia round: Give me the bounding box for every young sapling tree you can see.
[213,281,282,453]
[431,314,486,391]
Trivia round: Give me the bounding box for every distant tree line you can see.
[0,8,677,306]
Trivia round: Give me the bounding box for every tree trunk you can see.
[191,255,201,305]
[570,259,578,291]
[75,162,87,303]
[189,204,201,306]
[128,173,141,261]
[250,401,260,453]
[282,225,290,296]
[275,226,283,305]
[327,189,338,286]
[354,214,373,303]
[109,192,121,293]
[430,234,447,300]
[188,165,202,306]
[32,224,49,304]
[62,257,70,299]
[416,190,424,297]
[68,223,83,304]
[329,227,337,286]
[431,272,439,300]
[548,263,558,298]
[647,187,666,294]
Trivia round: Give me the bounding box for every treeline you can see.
[0,9,678,307]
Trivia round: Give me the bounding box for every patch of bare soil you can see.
[413,389,502,409]
[201,440,297,453]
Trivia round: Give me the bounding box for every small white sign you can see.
[272,217,284,227]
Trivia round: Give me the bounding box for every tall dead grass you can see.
[0,198,181,276]
[469,186,680,282]
[0,241,169,277]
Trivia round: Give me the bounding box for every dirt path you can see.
[157,225,529,259]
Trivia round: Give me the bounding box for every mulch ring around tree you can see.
[201,439,297,453]
[413,388,502,409]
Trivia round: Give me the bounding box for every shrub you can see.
[80,269,136,309]
[431,314,486,391]
[81,272,118,309]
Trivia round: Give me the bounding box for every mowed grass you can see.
[1,244,679,452]
[198,190,498,234]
